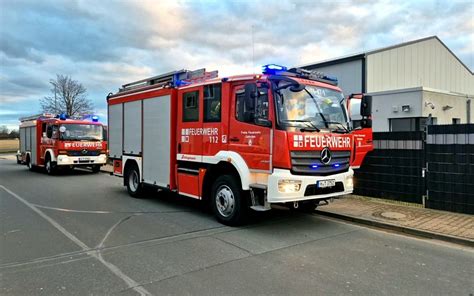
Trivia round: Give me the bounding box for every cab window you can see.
[236,86,269,123]
[204,84,221,122]
[183,91,199,122]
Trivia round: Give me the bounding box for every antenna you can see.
[251,25,255,74]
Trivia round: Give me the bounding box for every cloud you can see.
[0,0,472,127]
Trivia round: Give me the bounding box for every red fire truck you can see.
[18,113,108,174]
[107,65,373,225]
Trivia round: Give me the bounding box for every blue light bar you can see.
[311,164,319,169]
[91,115,99,122]
[323,75,338,83]
[333,163,340,168]
[262,64,288,75]
[59,113,67,120]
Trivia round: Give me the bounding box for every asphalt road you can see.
[1,157,473,295]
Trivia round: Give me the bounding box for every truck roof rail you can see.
[19,113,55,122]
[118,68,219,93]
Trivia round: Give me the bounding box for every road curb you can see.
[315,210,474,248]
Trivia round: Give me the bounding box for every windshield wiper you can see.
[303,88,330,128]
[281,119,320,132]
[325,121,350,133]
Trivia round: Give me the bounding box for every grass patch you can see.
[0,139,19,153]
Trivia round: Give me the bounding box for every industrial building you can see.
[301,36,474,132]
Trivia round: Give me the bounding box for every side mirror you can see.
[244,83,257,110]
[361,95,372,117]
[46,129,53,138]
[361,118,372,128]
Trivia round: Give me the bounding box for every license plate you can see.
[317,179,336,188]
[79,157,90,161]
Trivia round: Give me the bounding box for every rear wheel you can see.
[26,155,33,171]
[126,164,144,198]
[211,175,248,226]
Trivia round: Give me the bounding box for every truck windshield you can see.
[59,124,103,141]
[275,84,348,132]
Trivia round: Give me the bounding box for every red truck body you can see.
[107,65,373,224]
[18,114,107,174]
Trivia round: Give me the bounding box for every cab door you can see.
[177,86,203,161]
[348,95,373,168]
[228,82,272,172]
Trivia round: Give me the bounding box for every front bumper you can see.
[267,168,353,203]
[56,154,107,166]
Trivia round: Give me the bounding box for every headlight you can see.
[346,175,354,189]
[278,180,302,193]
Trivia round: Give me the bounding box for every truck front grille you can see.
[67,150,101,156]
[290,150,350,176]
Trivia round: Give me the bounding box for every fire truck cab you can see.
[107,65,373,225]
[18,114,108,174]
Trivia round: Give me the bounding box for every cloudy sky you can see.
[1,0,473,130]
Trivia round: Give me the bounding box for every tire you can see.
[16,156,21,164]
[45,156,56,175]
[126,164,144,198]
[91,165,101,173]
[211,175,248,226]
[26,156,34,171]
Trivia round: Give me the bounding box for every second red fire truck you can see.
[107,65,373,225]
[18,114,108,174]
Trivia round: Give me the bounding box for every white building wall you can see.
[422,88,474,124]
[370,88,423,132]
[366,38,474,95]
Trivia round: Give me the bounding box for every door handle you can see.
[229,137,240,142]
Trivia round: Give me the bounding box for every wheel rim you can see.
[215,185,235,218]
[46,160,51,173]
[129,170,139,192]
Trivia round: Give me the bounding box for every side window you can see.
[204,84,221,122]
[46,125,53,138]
[183,91,199,122]
[235,86,269,123]
[235,90,247,122]
[52,125,59,139]
[256,87,268,119]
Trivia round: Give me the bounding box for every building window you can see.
[452,118,460,124]
[204,84,221,122]
[390,117,432,131]
[183,91,199,122]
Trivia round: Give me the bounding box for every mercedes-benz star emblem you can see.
[320,148,332,164]
[81,149,88,155]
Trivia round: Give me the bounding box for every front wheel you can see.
[211,175,248,226]
[45,157,56,175]
[91,165,101,173]
[126,165,144,198]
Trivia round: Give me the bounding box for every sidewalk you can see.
[316,195,474,247]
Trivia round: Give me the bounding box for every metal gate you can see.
[354,124,473,214]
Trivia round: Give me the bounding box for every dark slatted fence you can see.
[354,125,474,215]
[426,124,474,214]
[354,132,425,204]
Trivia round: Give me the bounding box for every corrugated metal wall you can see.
[366,38,474,95]
[305,59,363,95]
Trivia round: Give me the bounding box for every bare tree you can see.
[40,74,93,117]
